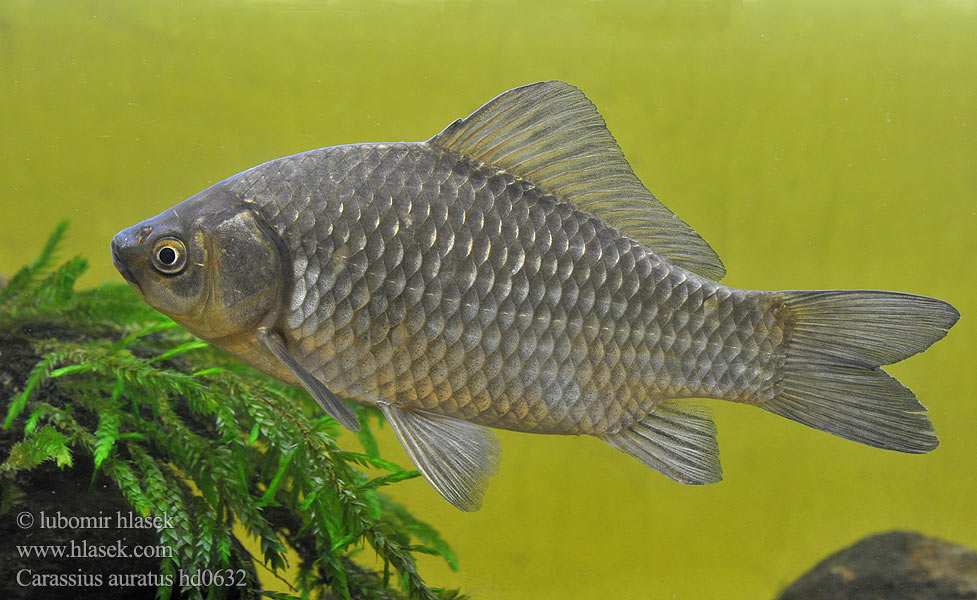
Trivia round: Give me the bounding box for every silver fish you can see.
[111,82,959,510]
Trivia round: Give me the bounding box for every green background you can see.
[2,0,975,598]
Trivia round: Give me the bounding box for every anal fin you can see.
[381,404,500,511]
[257,328,360,432]
[601,402,721,484]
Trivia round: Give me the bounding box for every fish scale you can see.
[112,81,957,510]
[228,142,782,435]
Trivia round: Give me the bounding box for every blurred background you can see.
[1,0,975,598]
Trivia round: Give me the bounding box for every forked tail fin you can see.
[763,290,959,453]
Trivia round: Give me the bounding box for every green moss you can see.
[0,222,465,600]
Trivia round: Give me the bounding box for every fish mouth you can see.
[110,236,140,289]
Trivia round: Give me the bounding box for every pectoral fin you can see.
[257,328,360,432]
[381,404,500,511]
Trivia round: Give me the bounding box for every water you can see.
[2,0,975,597]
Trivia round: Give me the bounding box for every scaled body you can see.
[227,142,780,435]
[112,82,959,510]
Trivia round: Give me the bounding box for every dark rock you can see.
[0,461,166,599]
[0,329,258,599]
[777,530,977,600]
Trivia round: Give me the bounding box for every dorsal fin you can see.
[429,81,726,281]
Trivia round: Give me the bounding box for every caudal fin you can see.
[763,291,959,453]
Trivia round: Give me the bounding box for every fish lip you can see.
[110,235,140,289]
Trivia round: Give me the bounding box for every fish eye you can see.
[151,237,187,274]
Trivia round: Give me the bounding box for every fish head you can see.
[111,185,287,341]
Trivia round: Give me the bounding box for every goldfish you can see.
[111,81,959,510]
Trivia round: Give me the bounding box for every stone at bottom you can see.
[777,530,977,600]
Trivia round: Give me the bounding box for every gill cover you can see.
[211,209,360,431]
[195,209,286,339]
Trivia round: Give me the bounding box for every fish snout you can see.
[111,228,141,287]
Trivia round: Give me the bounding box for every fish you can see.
[111,81,960,511]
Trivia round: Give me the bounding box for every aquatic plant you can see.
[0,222,465,600]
